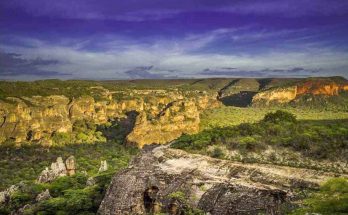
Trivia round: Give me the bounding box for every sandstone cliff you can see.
[98,145,345,215]
[252,79,348,105]
[0,87,219,147]
[126,96,219,148]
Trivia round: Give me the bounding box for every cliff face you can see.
[252,86,297,105]
[126,100,200,148]
[126,94,220,148]
[0,87,219,147]
[252,79,348,105]
[296,80,345,96]
[98,145,344,215]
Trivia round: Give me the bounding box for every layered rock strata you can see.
[98,145,345,215]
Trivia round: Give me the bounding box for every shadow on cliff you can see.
[219,91,257,107]
[97,111,139,143]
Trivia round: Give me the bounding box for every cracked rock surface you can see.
[98,145,344,215]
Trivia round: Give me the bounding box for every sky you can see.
[1,0,348,80]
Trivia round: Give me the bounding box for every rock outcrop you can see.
[35,189,51,202]
[37,156,76,183]
[98,145,344,215]
[98,160,108,173]
[65,156,77,176]
[0,185,18,204]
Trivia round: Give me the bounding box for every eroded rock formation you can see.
[98,160,108,173]
[0,87,219,147]
[252,79,348,105]
[37,156,76,183]
[65,156,77,176]
[98,145,343,215]
[126,100,201,148]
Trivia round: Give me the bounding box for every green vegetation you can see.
[167,191,205,215]
[173,110,348,169]
[0,171,119,214]
[293,92,348,111]
[200,106,348,130]
[0,78,234,101]
[0,141,137,214]
[0,142,138,190]
[291,177,348,215]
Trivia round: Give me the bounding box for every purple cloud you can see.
[0,0,348,79]
[0,51,70,77]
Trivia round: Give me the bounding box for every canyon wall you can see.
[252,80,348,105]
[0,87,219,147]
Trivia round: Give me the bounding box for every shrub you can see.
[52,133,72,145]
[237,123,256,136]
[263,110,297,124]
[49,174,87,197]
[291,178,348,214]
[168,191,186,202]
[210,147,225,159]
[10,192,32,209]
[63,188,95,212]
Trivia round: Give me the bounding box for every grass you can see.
[200,106,348,130]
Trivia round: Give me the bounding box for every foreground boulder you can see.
[98,145,344,215]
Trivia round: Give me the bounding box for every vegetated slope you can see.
[173,111,348,173]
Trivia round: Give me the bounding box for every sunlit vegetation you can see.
[200,106,348,130]
[291,178,348,215]
[174,110,348,169]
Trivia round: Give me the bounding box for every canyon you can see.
[1,77,348,148]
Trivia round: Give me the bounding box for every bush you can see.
[48,174,87,197]
[10,192,32,209]
[210,147,225,159]
[263,110,297,124]
[292,178,348,214]
[237,123,256,136]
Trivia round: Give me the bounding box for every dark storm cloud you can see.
[0,51,70,77]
